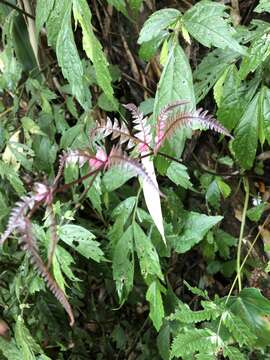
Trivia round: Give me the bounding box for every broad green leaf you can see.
[0,160,25,195]
[174,212,223,253]
[59,224,104,262]
[263,87,270,144]
[217,65,260,131]
[214,229,237,259]
[154,44,195,118]
[46,0,69,48]
[255,0,270,13]
[56,5,91,109]
[133,222,164,281]
[182,1,245,54]
[157,324,170,360]
[139,32,168,61]
[111,196,137,221]
[113,226,134,303]
[0,338,21,360]
[227,287,270,347]
[138,9,181,44]
[141,157,165,244]
[247,202,268,222]
[206,180,220,209]
[102,166,134,192]
[146,280,165,331]
[194,48,238,103]
[232,93,260,169]
[153,43,195,172]
[223,346,246,360]
[239,34,270,79]
[166,162,192,189]
[73,0,118,110]
[35,0,54,35]
[14,316,44,360]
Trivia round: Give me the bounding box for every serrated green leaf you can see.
[102,166,135,192]
[153,43,195,172]
[226,287,270,347]
[157,324,170,360]
[170,329,220,359]
[139,32,168,61]
[113,226,134,303]
[146,280,165,331]
[73,0,118,110]
[247,202,268,222]
[35,0,54,35]
[169,302,220,324]
[0,160,25,195]
[255,0,270,13]
[0,338,21,360]
[14,316,44,360]
[59,224,104,262]
[46,0,69,48]
[239,34,270,80]
[217,65,260,131]
[194,48,238,103]
[222,310,257,346]
[206,180,220,209]
[167,162,192,189]
[174,212,223,253]
[183,1,245,54]
[56,5,91,110]
[223,345,246,360]
[138,9,181,44]
[232,93,260,169]
[133,222,164,281]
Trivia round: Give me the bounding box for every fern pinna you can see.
[0,101,231,326]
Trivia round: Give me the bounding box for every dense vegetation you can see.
[0,0,270,358]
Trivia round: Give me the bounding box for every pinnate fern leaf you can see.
[123,103,152,153]
[169,301,221,324]
[0,196,35,245]
[170,328,221,359]
[155,108,232,152]
[91,117,135,150]
[17,217,74,326]
[107,146,164,197]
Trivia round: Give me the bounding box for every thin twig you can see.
[0,0,34,19]
[236,177,249,292]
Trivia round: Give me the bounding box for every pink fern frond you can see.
[107,146,164,197]
[156,100,190,145]
[90,117,135,150]
[17,217,74,326]
[89,147,108,169]
[123,103,152,153]
[0,195,35,245]
[154,108,233,152]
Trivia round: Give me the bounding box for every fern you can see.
[223,345,246,360]
[17,217,74,326]
[169,301,221,323]
[0,196,35,245]
[170,328,221,359]
[155,108,233,152]
[107,146,164,197]
[123,103,152,153]
[91,116,135,150]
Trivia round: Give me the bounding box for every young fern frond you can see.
[17,217,74,326]
[91,117,135,149]
[123,103,152,153]
[0,195,35,245]
[155,108,232,152]
[168,302,221,324]
[107,146,164,197]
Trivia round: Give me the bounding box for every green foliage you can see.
[0,0,270,358]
